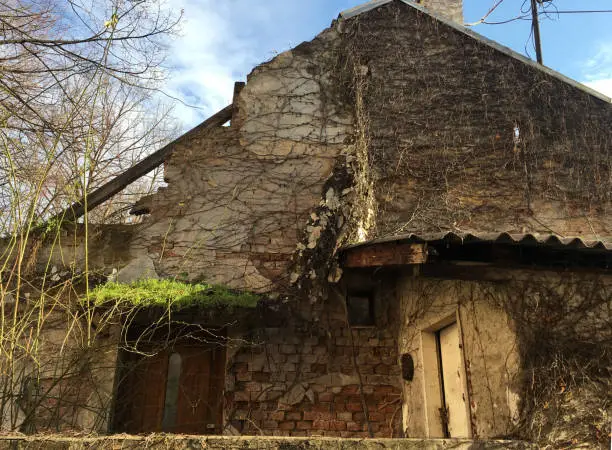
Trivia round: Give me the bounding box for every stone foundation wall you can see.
[0,435,535,449]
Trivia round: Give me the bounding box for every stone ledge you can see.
[0,435,535,449]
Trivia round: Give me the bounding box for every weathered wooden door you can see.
[114,344,225,434]
[438,322,470,437]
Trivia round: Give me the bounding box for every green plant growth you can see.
[88,278,260,310]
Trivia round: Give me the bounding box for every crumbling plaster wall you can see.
[397,269,611,443]
[131,25,354,292]
[342,2,612,241]
[397,276,521,439]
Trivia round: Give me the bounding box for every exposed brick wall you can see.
[224,289,403,438]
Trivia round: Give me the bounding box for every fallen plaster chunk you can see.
[116,256,158,283]
[325,188,341,210]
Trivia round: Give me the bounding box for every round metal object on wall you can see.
[401,353,414,381]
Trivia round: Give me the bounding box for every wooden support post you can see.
[343,243,428,268]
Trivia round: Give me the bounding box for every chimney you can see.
[416,0,463,24]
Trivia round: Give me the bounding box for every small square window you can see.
[347,293,374,327]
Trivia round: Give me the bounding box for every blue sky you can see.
[166,0,612,127]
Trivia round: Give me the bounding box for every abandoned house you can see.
[1,0,611,447]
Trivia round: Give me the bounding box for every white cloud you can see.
[164,1,249,127]
[581,42,612,99]
[163,0,311,129]
[583,79,612,98]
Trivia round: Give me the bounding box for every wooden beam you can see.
[52,104,234,223]
[343,242,427,268]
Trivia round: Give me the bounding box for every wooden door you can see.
[115,350,169,433]
[438,322,470,438]
[114,344,225,434]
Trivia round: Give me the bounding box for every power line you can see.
[552,10,612,14]
[470,9,612,26]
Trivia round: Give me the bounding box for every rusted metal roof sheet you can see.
[343,232,612,251]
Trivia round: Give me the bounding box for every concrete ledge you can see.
[0,435,535,449]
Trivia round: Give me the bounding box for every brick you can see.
[312,346,327,356]
[280,344,296,354]
[270,411,285,421]
[262,420,278,428]
[303,411,333,421]
[329,420,347,431]
[374,364,390,375]
[373,385,397,395]
[285,371,297,381]
[347,421,362,431]
[301,354,319,364]
[236,372,251,382]
[304,336,319,345]
[233,391,249,402]
[311,363,327,374]
[311,402,332,413]
[367,338,380,346]
[244,382,262,392]
[368,411,385,422]
[310,384,326,393]
[252,372,270,382]
[279,421,295,430]
[365,374,392,384]
[296,420,313,430]
[336,412,352,421]
[381,356,397,365]
[341,385,359,394]
[346,402,363,412]
[234,410,249,420]
[312,420,330,430]
[346,431,371,438]
[286,354,300,363]
[318,392,333,402]
[335,337,349,346]
[232,362,248,373]
[272,430,291,437]
[270,372,285,382]
[360,365,375,374]
[286,411,302,421]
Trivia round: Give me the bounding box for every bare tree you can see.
[0,0,182,233]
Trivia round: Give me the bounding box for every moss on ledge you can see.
[88,278,259,310]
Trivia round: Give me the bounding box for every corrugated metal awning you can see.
[343,232,612,251]
[340,232,612,270]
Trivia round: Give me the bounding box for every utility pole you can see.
[530,0,543,64]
